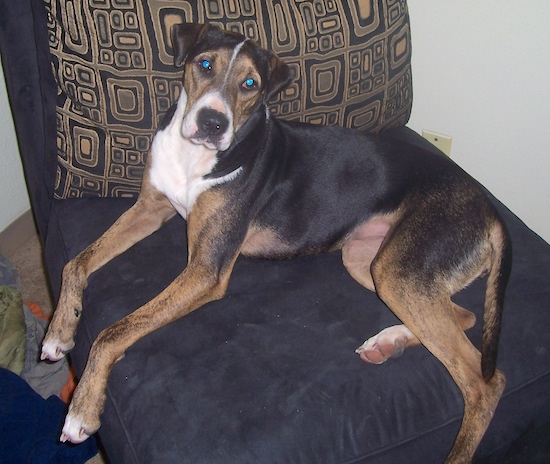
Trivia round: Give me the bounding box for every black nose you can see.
[197,108,229,136]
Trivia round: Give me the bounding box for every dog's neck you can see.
[204,102,271,182]
[148,92,242,219]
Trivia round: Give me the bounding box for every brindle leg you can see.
[41,186,176,362]
[59,189,244,443]
[367,243,505,463]
[60,252,238,443]
[374,290,504,464]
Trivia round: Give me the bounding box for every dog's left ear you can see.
[171,23,209,68]
[263,54,293,104]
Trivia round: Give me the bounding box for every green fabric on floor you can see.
[0,286,26,375]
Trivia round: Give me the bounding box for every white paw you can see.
[60,412,94,444]
[356,325,414,364]
[41,338,73,362]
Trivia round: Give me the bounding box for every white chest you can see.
[148,93,241,218]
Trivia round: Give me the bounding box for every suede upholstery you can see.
[1,1,550,463]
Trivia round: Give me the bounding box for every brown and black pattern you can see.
[45,0,412,199]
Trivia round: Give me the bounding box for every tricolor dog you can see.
[42,23,511,463]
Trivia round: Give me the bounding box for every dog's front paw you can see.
[41,336,75,362]
[60,411,99,444]
[41,300,81,361]
[356,325,414,364]
[60,383,104,443]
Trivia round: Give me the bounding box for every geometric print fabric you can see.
[45,0,412,199]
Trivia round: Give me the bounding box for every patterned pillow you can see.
[45,0,412,199]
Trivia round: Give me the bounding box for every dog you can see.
[41,22,511,463]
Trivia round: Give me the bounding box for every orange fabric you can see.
[25,302,78,402]
[60,364,78,403]
[25,301,50,320]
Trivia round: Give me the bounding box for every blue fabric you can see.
[2,0,550,461]
[45,183,550,463]
[0,368,97,464]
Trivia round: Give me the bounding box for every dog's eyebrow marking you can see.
[229,39,248,68]
[222,39,249,89]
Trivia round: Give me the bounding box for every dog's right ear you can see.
[171,23,209,68]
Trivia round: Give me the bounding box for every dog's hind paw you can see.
[356,325,414,364]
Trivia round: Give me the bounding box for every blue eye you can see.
[200,59,212,71]
[242,78,256,89]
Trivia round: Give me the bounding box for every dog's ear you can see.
[171,23,209,68]
[263,54,293,104]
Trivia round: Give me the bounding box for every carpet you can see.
[5,234,105,464]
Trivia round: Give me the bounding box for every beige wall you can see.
[407,0,550,243]
[1,2,549,243]
[0,58,30,233]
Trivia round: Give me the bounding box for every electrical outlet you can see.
[422,130,453,157]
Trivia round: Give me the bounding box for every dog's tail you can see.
[481,218,512,382]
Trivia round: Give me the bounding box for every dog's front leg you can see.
[60,190,244,443]
[60,259,234,443]
[42,186,176,361]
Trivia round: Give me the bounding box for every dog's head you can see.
[171,23,292,151]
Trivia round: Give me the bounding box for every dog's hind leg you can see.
[375,290,504,463]
[343,218,419,364]
[366,240,505,463]
[342,218,476,364]
[42,183,177,362]
[354,301,476,364]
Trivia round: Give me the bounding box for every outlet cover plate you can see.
[422,130,453,156]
